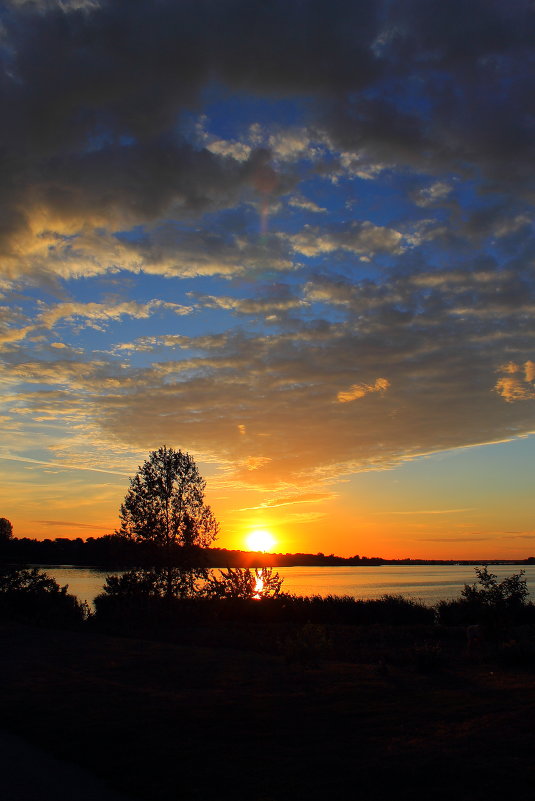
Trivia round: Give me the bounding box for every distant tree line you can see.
[1,534,533,569]
[0,533,387,568]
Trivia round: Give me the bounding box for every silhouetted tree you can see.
[0,565,59,593]
[0,565,87,626]
[206,566,283,599]
[117,447,218,596]
[0,518,13,544]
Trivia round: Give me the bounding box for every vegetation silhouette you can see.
[0,520,86,626]
[0,532,389,568]
[205,566,283,599]
[2,530,535,668]
[0,563,86,627]
[117,446,219,597]
[436,566,532,627]
[0,517,13,544]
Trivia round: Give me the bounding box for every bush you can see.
[93,588,436,636]
[206,567,283,599]
[271,593,434,626]
[462,567,529,608]
[102,566,209,598]
[436,567,533,627]
[0,565,87,627]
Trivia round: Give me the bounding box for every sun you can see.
[246,529,275,552]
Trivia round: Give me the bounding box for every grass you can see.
[2,619,535,801]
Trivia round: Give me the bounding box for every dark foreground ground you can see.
[0,727,133,801]
[1,621,534,801]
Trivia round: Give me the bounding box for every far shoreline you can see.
[2,535,534,570]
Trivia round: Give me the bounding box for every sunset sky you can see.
[1,0,534,558]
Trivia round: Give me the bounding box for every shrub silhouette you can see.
[436,567,534,627]
[102,566,211,598]
[206,567,283,599]
[0,565,87,627]
[93,587,435,639]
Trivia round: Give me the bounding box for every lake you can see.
[39,564,535,607]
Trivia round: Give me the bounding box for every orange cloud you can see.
[495,361,535,402]
[238,491,335,511]
[337,377,390,403]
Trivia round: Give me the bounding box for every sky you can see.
[0,0,534,559]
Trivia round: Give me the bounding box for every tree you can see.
[0,565,87,626]
[117,447,218,596]
[0,518,13,544]
[0,565,59,593]
[206,566,283,599]
[461,566,529,611]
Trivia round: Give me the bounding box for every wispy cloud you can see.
[420,536,491,543]
[0,454,129,477]
[35,519,111,530]
[387,508,475,516]
[237,492,336,511]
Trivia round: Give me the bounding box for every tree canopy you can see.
[119,446,218,554]
[0,518,13,544]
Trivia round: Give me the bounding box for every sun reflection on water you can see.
[253,569,264,600]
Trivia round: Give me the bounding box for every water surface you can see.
[40,564,535,607]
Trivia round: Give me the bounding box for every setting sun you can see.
[246,529,275,553]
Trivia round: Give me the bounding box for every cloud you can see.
[4,294,525,491]
[288,196,326,214]
[0,453,129,476]
[238,491,335,511]
[2,251,533,492]
[113,333,230,354]
[285,222,405,260]
[0,325,35,346]
[37,299,192,330]
[2,0,533,272]
[205,140,252,163]
[192,291,307,317]
[268,129,319,162]
[420,536,491,543]
[412,181,453,208]
[337,378,390,403]
[387,508,475,516]
[495,361,535,402]
[35,519,111,530]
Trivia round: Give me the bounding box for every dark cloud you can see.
[3,0,535,267]
[0,0,377,259]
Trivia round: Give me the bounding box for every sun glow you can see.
[246,529,275,552]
